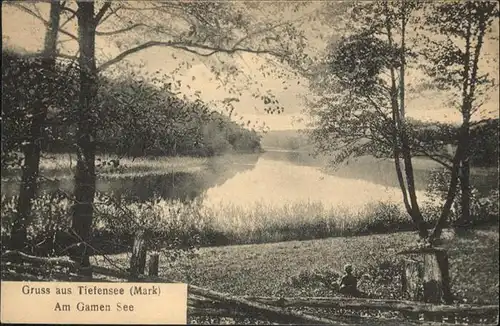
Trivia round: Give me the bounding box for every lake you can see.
[202,150,434,212]
[1,149,496,215]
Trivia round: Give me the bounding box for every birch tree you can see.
[422,1,499,239]
[5,1,64,252]
[306,0,429,239]
[11,1,309,267]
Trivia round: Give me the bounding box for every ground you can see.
[99,226,499,305]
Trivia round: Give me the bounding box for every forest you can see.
[1,48,262,172]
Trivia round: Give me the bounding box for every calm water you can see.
[202,150,432,211]
[2,150,495,212]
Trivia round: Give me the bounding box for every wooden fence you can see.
[1,249,498,325]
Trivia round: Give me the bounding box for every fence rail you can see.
[2,250,498,325]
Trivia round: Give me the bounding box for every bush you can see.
[424,168,499,227]
[1,193,212,262]
[286,268,341,294]
[1,192,72,256]
[355,202,412,235]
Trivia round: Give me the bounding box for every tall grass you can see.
[0,193,435,253]
[200,199,426,244]
[1,153,207,179]
[2,185,497,255]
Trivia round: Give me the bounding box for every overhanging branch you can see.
[96,23,147,36]
[413,148,453,170]
[61,5,77,17]
[98,40,284,72]
[94,2,112,25]
[13,3,78,41]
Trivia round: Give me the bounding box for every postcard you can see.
[1,1,498,325]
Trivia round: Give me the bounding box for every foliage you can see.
[92,194,211,264]
[407,119,499,168]
[420,2,499,98]
[0,193,214,263]
[1,49,79,172]
[92,73,262,157]
[1,192,71,256]
[304,0,420,167]
[2,193,438,251]
[416,1,499,235]
[2,50,262,166]
[468,119,499,167]
[424,168,500,226]
[286,268,341,295]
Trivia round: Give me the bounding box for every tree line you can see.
[2,49,261,164]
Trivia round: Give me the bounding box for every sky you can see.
[2,1,499,131]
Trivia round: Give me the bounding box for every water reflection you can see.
[2,150,494,210]
[1,154,260,203]
[202,152,431,211]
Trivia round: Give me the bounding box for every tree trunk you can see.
[148,252,160,277]
[69,2,97,270]
[401,134,428,238]
[456,127,471,228]
[392,3,428,239]
[130,231,147,278]
[10,2,61,252]
[399,248,453,321]
[430,140,463,241]
[11,140,42,252]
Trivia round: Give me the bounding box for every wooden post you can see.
[397,247,452,322]
[148,252,159,277]
[422,253,442,304]
[422,252,443,322]
[401,258,422,321]
[401,258,423,301]
[129,231,147,278]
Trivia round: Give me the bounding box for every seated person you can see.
[339,264,360,296]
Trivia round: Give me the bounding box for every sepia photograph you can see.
[1,0,499,324]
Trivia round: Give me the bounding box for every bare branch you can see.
[365,94,392,124]
[98,41,284,72]
[98,4,123,25]
[58,28,78,41]
[411,139,454,169]
[96,23,147,36]
[470,117,495,127]
[61,5,77,17]
[414,150,453,170]
[60,8,77,29]
[13,2,78,41]
[31,2,45,20]
[12,3,49,25]
[94,2,112,25]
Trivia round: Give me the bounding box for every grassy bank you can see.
[95,227,499,305]
[2,192,498,256]
[1,153,208,179]
[201,200,429,244]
